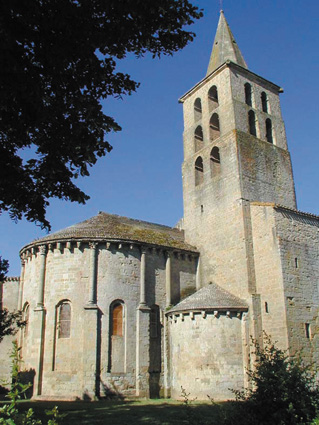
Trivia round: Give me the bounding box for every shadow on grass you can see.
[0,399,231,425]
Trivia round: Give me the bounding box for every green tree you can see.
[0,0,202,230]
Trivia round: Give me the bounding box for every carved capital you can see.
[39,245,47,256]
[165,250,172,259]
[89,242,98,250]
[140,246,147,255]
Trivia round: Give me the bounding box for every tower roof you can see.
[207,10,247,76]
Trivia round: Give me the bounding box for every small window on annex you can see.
[261,91,268,113]
[265,118,273,143]
[194,98,202,121]
[195,156,204,186]
[208,85,218,111]
[209,113,220,141]
[194,125,204,152]
[248,110,257,136]
[245,83,252,106]
[58,301,71,339]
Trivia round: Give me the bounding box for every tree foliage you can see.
[0,257,25,343]
[231,335,319,425]
[0,309,25,344]
[0,0,202,230]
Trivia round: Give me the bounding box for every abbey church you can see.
[1,11,319,401]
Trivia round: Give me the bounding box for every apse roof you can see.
[21,212,198,253]
[167,283,248,313]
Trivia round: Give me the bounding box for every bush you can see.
[229,334,319,425]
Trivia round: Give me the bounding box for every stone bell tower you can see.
[180,11,296,323]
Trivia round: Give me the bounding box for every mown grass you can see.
[0,398,227,425]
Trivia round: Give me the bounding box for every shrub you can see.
[230,334,319,425]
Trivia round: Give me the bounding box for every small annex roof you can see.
[21,212,198,253]
[167,283,248,314]
[206,10,247,76]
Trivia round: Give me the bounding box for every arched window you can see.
[245,83,252,106]
[194,125,204,152]
[112,302,123,336]
[210,147,220,164]
[194,98,202,121]
[210,147,221,177]
[261,91,268,113]
[266,118,273,143]
[208,85,218,111]
[108,300,125,373]
[248,110,257,136]
[209,113,220,141]
[58,301,71,339]
[195,156,204,186]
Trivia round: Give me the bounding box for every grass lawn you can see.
[1,398,227,425]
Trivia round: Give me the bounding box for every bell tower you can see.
[180,11,296,301]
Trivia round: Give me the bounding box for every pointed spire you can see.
[206,10,247,76]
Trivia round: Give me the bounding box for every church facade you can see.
[1,11,319,401]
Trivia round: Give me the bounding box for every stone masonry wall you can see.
[238,132,296,209]
[250,204,289,349]
[168,311,245,400]
[275,209,319,365]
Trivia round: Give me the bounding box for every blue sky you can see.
[1,0,319,276]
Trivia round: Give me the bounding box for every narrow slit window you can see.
[295,257,298,268]
[305,323,311,339]
[261,91,268,113]
[195,156,204,186]
[245,83,252,106]
[58,302,71,339]
[248,110,257,136]
[209,113,220,141]
[265,302,269,313]
[266,118,273,143]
